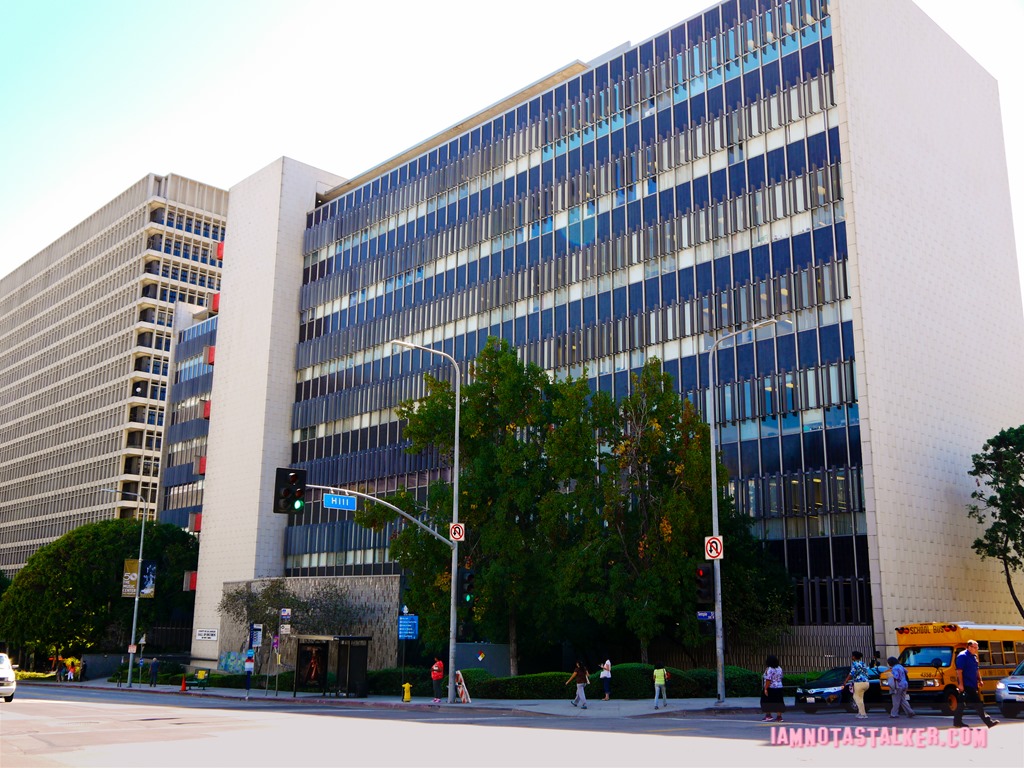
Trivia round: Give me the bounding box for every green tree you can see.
[0,570,11,601]
[553,359,790,661]
[967,425,1024,619]
[395,338,561,673]
[357,486,453,652]
[0,520,198,655]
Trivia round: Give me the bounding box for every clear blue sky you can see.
[2,0,1021,307]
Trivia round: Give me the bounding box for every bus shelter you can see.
[291,634,370,698]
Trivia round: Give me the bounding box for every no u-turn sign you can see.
[705,536,724,560]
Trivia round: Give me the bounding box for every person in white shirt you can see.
[600,659,612,701]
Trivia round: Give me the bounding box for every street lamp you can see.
[391,339,461,704]
[102,487,145,688]
[707,317,783,704]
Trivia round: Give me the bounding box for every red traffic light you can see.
[695,563,714,603]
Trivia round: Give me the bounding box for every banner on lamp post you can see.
[139,560,157,599]
[122,559,140,598]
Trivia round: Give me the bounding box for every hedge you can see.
[100,662,772,699]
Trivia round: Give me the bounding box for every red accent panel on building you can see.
[197,456,207,475]
[210,292,220,313]
[203,345,215,365]
[202,400,211,419]
[217,241,224,260]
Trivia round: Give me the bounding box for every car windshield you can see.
[899,646,953,667]
[0,654,8,665]
[808,667,847,687]
[1013,659,1024,677]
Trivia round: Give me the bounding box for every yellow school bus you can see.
[890,622,1024,714]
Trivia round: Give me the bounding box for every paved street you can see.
[2,681,1022,767]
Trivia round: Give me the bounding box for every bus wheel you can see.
[940,688,960,717]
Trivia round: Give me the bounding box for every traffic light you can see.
[459,568,476,604]
[695,563,714,604]
[273,468,307,514]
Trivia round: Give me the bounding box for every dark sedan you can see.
[795,666,891,713]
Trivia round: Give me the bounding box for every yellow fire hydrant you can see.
[402,682,412,702]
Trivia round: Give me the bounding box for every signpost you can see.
[323,494,357,511]
[704,535,724,561]
[399,610,419,684]
[398,615,419,640]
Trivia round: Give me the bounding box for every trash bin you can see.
[402,682,412,702]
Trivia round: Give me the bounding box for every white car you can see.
[0,653,16,702]
[995,659,1024,719]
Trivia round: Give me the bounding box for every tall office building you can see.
[158,298,219,533]
[0,174,227,574]
[195,0,1024,667]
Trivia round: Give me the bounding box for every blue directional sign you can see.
[323,493,357,511]
[398,614,419,640]
[696,610,716,621]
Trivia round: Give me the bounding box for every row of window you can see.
[161,209,225,241]
[307,69,837,295]
[312,0,828,229]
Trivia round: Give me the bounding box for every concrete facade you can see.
[190,158,343,664]
[0,174,226,573]
[831,0,1024,648]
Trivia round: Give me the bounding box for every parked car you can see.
[795,665,890,713]
[0,653,17,702]
[995,659,1024,719]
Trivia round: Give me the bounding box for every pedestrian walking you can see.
[565,660,589,709]
[55,657,65,682]
[760,655,785,722]
[599,658,612,701]
[843,651,870,719]
[79,658,87,681]
[954,640,998,728]
[149,658,159,687]
[66,660,76,682]
[653,663,669,709]
[430,656,444,703]
[887,656,915,718]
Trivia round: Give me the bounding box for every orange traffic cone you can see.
[180,674,186,692]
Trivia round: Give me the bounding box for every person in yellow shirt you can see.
[653,663,668,709]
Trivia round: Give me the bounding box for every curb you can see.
[20,680,764,717]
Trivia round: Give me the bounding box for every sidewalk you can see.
[29,678,767,717]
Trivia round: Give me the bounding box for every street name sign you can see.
[323,494,357,510]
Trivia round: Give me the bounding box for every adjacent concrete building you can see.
[0,174,227,573]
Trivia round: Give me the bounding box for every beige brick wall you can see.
[832,0,1024,648]
[216,575,401,671]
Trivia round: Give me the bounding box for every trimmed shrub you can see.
[678,665,762,697]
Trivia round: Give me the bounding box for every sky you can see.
[2,0,1022,307]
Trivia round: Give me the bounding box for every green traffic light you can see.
[293,499,304,511]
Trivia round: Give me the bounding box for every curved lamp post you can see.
[392,339,461,704]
